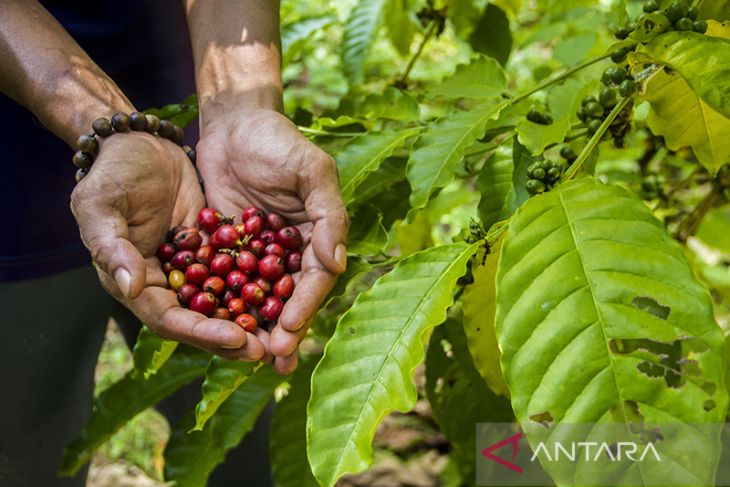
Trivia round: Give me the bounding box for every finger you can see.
[269,320,309,357]
[273,349,299,375]
[253,328,274,364]
[277,261,337,332]
[71,190,146,299]
[129,286,249,350]
[213,332,266,362]
[300,153,349,275]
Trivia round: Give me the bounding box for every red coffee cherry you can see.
[189,292,216,316]
[157,243,176,262]
[226,270,250,291]
[241,282,265,306]
[260,230,276,245]
[177,283,200,305]
[235,313,258,332]
[248,239,266,258]
[266,212,287,231]
[185,263,210,286]
[210,253,235,276]
[212,224,239,249]
[161,262,173,275]
[212,308,231,320]
[254,277,272,295]
[221,289,237,308]
[259,254,284,281]
[203,276,226,296]
[227,298,247,317]
[198,207,223,233]
[173,227,202,251]
[195,245,214,266]
[235,250,258,274]
[259,296,284,321]
[171,250,195,270]
[264,243,286,257]
[243,215,264,238]
[275,226,303,250]
[273,275,295,299]
[285,251,302,273]
[241,205,264,221]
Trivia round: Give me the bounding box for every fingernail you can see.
[114,268,132,298]
[335,243,347,272]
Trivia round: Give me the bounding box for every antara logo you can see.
[481,431,662,473]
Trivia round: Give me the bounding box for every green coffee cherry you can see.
[643,0,659,12]
[581,95,597,107]
[587,119,602,133]
[577,107,587,122]
[688,6,699,19]
[610,47,628,63]
[614,27,631,40]
[602,67,627,86]
[527,109,552,125]
[619,79,638,97]
[526,162,541,176]
[560,146,577,161]
[693,20,708,33]
[599,87,619,108]
[547,167,562,179]
[584,101,605,118]
[675,16,694,30]
[665,0,689,23]
[526,179,546,195]
[532,167,546,180]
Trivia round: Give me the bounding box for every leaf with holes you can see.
[496,177,727,485]
[164,366,283,487]
[131,325,178,379]
[637,31,730,118]
[462,242,510,397]
[59,347,209,476]
[193,358,260,431]
[337,129,420,205]
[342,0,388,84]
[307,242,478,487]
[270,356,320,487]
[407,100,507,209]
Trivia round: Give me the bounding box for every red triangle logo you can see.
[481,431,523,473]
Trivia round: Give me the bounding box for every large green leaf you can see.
[59,347,209,476]
[425,317,513,486]
[282,16,336,65]
[496,178,728,485]
[342,0,388,84]
[462,242,510,397]
[698,0,730,21]
[352,157,407,204]
[468,4,513,66]
[164,366,283,487]
[323,256,373,306]
[131,325,178,379]
[270,357,320,487]
[337,129,420,205]
[477,145,519,229]
[193,358,260,431]
[638,31,730,118]
[307,242,478,487]
[642,68,730,175]
[407,100,507,209]
[359,88,421,121]
[431,54,507,100]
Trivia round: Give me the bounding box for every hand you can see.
[197,108,348,374]
[71,132,265,361]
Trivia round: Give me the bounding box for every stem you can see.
[509,53,612,106]
[298,127,369,138]
[673,184,721,242]
[399,21,438,85]
[562,98,631,181]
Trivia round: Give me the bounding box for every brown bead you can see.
[72,151,94,169]
[111,112,130,131]
[129,111,147,131]
[92,118,112,137]
[157,120,174,138]
[171,125,185,145]
[145,114,160,134]
[75,167,89,183]
[76,134,98,153]
[187,149,197,165]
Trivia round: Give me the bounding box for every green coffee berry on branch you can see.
[665,0,689,23]
[610,47,628,63]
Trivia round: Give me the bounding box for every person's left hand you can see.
[196,108,348,374]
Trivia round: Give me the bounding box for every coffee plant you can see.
[60,0,730,485]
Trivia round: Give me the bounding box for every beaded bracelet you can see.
[72,111,197,183]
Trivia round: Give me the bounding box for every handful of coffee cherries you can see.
[157,206,303,332]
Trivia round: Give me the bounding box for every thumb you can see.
[71,194,146,299]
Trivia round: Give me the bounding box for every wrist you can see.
[198,85,283,133]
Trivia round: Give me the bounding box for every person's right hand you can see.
[70,132,266,361]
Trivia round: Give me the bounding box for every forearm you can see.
[0,1,134,147]
[184,0,283,127]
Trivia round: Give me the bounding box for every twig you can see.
[399,21,439,86]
